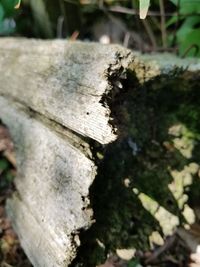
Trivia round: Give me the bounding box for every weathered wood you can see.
[0,38,135,144]
[0,96,96,266]
[0,38,200,267]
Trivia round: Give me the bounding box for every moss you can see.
[71,70,200,267]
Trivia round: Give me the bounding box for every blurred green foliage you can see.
[0,0,19,34]
[169,0,200,56]
[0,1,199,53]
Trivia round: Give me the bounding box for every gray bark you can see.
[0,38,135,144]
[1,97,96,266]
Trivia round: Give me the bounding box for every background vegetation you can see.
[0,0,200,57]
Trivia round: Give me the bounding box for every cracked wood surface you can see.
[0,96,96,267]
[0,38,134,144]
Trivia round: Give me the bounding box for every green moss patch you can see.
[72,69,200,267]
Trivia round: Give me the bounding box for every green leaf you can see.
[166,14,181,28]
[0,159,9,172]
[170,0,200,14]
[0,4,4,22]
[1,0,19,16]
[178,28,200,57]
[170,0,178,6]
[14,0,21,9]
[128,259,142,267]
[139,0,150,19]
[176,16,200,41]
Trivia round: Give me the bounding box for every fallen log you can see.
[0,39,200,267]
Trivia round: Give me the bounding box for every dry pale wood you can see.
[0,38,135,144]
[0,96,96,267]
